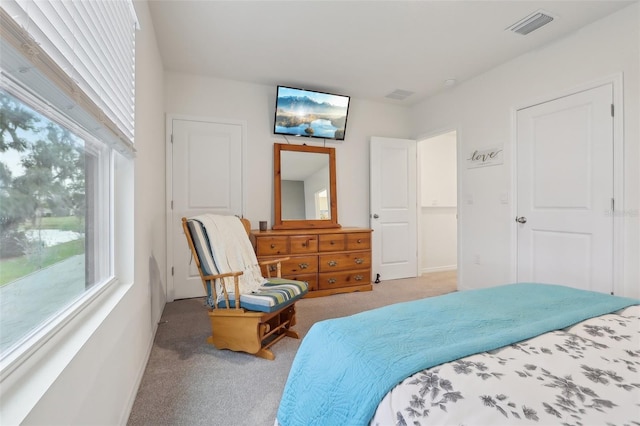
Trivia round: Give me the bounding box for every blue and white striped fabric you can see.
[186,215,308,313]
[216,278,308,313]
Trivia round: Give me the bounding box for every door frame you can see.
[510,73,624,294]
[415,127,461,281]
[165,114,247,302]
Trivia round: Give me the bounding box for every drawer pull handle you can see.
[328,278,337,284]
[355,258,364,264]
[330,241,335,245]
[328,260,338,267]
[357,239,362,243]
[270,244,275,249]
[298,263,309,269]
[354,275,363,281]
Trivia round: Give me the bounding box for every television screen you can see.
[274,86,350,141]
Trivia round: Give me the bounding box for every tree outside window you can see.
[0,89,94,354]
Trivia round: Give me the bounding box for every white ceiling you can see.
[148,0,634,105]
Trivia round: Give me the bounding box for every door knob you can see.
[515,216,527,224]
[372,214,379,219]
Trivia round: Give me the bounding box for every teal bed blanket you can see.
[276,283,639,426]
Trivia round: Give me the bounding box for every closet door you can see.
[168,117,245,300]
[516,84,613,294]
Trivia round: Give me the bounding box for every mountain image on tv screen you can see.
[274,87,350,140]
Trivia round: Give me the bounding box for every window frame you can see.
[0,80,118,372]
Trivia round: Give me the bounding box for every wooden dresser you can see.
[250,227,373,297]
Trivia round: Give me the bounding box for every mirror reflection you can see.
[281,151,330,220]
[273,143,339,229]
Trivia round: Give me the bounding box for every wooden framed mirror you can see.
[273,143,340,229]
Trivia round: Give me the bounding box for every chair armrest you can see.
[258,257,290,278]
[203,271,243,310]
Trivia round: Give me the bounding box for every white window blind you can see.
[1,0,138,145]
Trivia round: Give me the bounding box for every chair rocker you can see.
[182,215,308,360]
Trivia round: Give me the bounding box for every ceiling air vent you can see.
[385,89,414,100]
[507,10,555,35]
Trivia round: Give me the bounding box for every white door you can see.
[516,84,613,294]
[168,117,244,300]
[370,137,418,281]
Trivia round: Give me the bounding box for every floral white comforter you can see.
[371,305,640,426]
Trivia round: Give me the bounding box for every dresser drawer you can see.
[260,255,318,276]
[255,236,288,256]
[318,269,371,290]
[280,255,318,275]
[318,251,371,272]
[290,235,318,254]
[283,273,318,292]
[318,234,346,252]
[346,232,371,250]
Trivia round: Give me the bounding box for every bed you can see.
[275,283,639,426]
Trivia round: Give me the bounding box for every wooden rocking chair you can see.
[182,215,308,360]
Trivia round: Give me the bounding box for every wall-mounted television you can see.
[274,86,350,141]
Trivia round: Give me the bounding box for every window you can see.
[0,1,136,367]
[0,88,112,355]
[315,189,329,219]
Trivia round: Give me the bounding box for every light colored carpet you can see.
[127,271,457,426]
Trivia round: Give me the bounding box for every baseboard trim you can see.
[421,265,457,274]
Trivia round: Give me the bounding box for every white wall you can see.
[304,165,330,220]
[164,73,412,229]
[420,132,457,208]
[18,1,167,424]
[410,3,639,298]
[419,131,457,272]
[281,180,305,219]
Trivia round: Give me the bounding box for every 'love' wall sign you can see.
[467,146,503,169]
